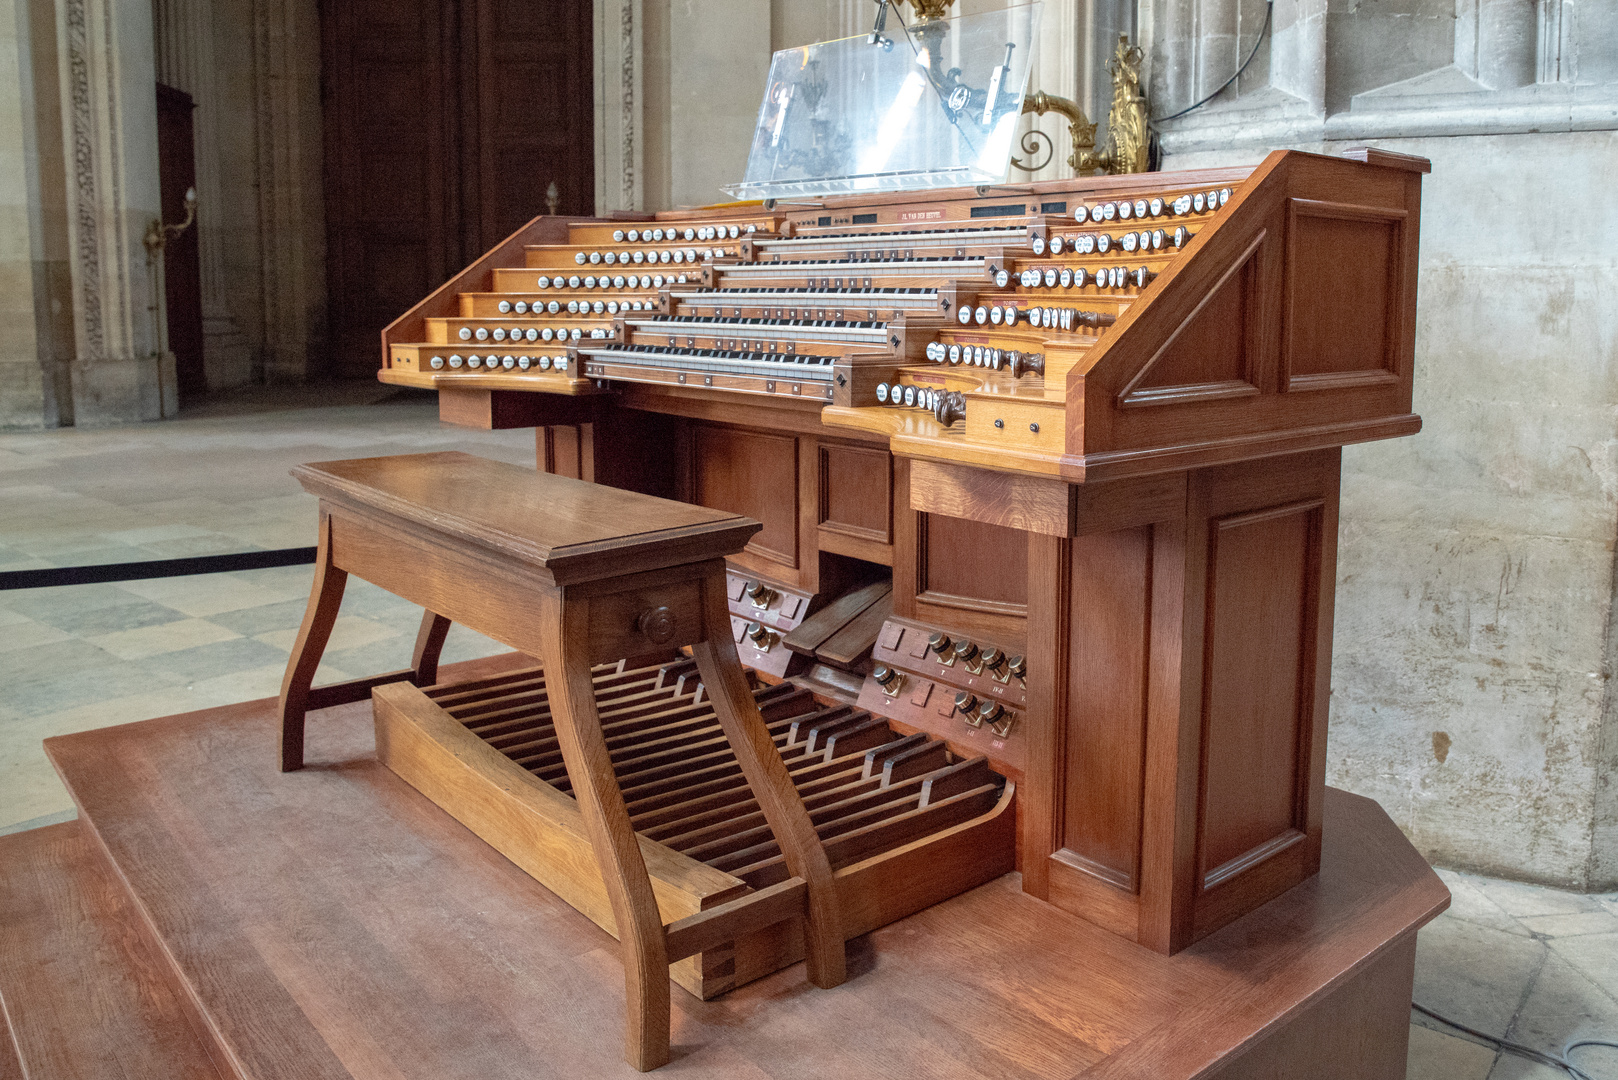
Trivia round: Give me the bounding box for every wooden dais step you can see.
[0,822,225,1079]
[374,656,1016,999]
[35,667,1451,1080]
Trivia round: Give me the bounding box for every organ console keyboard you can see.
[380,144,1430,960]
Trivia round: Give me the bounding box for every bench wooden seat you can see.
[276,450,847,1070]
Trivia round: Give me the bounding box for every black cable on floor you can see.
[1414,1001,1618,1080]
[0,547,317,591]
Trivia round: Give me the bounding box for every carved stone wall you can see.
[1143,1,1618,889]
[154,0,323,388]
[640,0,772,211]
[0,0,75,429]
[594,0,643,214]
[56,0,173,422]
[1148,0,1618,150]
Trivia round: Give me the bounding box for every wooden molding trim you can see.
[1117,379,1263,409]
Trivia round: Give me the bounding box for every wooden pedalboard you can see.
[373,656,1015,1000]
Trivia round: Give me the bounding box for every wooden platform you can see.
[5,654,1449,1079]
[0,822,224,1079]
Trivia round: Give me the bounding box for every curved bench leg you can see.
[278,512,347,772]
[539,592,671,1072]
[690,573,848,991]
[410,611,453,686]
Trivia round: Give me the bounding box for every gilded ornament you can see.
[1015,35,1151,177]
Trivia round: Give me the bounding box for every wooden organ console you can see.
[378,146,1430,962]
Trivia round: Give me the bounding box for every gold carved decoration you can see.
[1015,35,1151,177]
[907,0,952,22]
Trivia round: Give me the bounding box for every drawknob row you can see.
[926,632,1025,682]
[874,384,968,426]
[923,341,1046,377]
[873,659,1018,737]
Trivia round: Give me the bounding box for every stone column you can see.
[1011,0,1083,184]
[249,0,322,383]
[1270,0,1326,114]
[0,0,74,428]
[1535,0,1571,84]
[56,0,173,422]
[1081,0,1135,120]
[1149,0,1199,115]
[595,0,644,214]
[1455,0,1536,90]
[661,0,771,209]
[152,0,252,388]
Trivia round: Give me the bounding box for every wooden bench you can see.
[276,450,847,1070]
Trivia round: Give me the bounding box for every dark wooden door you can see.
[473,0,594,248]
[156,83,205,401]
[322,0,593,380]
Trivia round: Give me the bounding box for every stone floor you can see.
[1,386,1614,1079]
[0,385,532,829]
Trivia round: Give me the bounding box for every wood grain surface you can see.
[292,451,760,585]
[0,822,225,1079]
[39,656,1448,1080]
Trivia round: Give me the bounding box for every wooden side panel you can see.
[1283,199,1406,391]
[1031,451,1339,954]
[893,454,1028,645]
[1060,526,1153,889]
[440,387,599,430]
[1073,151,1423,473]
[686,425,801,572]
[1197,501,1319,884]
[1207,934,1417,1080]
[382,212,580,369]
[679,424,809,592]
[1183,449,1339,942]
[917,514,1028,613]
[540,424,588,480]
[819,443,892,544]
[587,409,680,498]
[892,457,919,620]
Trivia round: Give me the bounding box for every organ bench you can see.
[277,451,853,1069]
